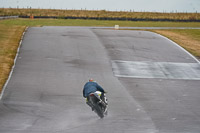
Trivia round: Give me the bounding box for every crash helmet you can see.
[89,79,94,82]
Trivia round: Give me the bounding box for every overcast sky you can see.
[1,0,200,12]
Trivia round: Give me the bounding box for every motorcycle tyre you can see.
[94,104,104,118]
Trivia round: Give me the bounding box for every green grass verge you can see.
[1,18,200,27]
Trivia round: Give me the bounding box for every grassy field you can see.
[1,18,200,27]
[0,18,200,93]
[1,8,200,21]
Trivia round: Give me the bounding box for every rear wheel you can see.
[94,105,104,118]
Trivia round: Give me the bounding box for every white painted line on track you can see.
[0,27,28,100]
[153,32,200,64]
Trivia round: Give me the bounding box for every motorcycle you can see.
[86,91,108,118]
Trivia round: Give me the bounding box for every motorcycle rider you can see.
[83,79,106,110]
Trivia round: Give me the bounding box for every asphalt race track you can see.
[0,27,200,133]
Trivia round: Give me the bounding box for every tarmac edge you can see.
[0,27,29,100]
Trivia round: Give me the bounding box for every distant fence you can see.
[1,15,199,22]
[0,16,18,20]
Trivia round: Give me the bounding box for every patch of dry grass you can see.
[0,24,26,93]
[151,29,200,59]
